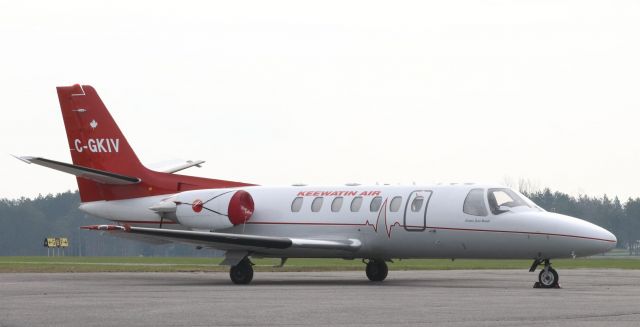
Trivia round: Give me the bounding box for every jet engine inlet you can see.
[228,190,254,225]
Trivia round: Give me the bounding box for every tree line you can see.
[0,189,638,256]
[0,191,217,257]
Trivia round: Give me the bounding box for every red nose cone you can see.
[228,190,254,225]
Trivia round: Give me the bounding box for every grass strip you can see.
[1,256,639,273]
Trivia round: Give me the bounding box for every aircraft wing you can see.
[81,225,362,253]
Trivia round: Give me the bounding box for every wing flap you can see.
[109,231,173,245]
[291,238,362,251]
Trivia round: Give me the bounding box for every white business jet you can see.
[16,85,616,286]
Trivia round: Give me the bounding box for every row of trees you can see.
[1,188,638,256]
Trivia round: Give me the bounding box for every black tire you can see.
[230,259,254,285]
[366,260,388,282]
[538,267,559,288]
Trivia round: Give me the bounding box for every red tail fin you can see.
[58,85,143,174]
[57,84,253,202]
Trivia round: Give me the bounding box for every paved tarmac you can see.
[1,269,639,327]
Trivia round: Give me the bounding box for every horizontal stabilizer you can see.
[80,225,362,252]
[15,156,140,185]
[147,159,206,173]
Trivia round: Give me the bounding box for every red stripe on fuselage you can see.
[244,221,616,243]
[112,220,615,243]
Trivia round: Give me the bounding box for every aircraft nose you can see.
[557,213,618,256]
[588,222,617,253]
[600,226,617,249]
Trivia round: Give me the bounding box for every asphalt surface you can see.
[1,269,639,326]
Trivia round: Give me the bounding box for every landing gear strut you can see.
[530,259,560,289]
[365,259,388,282]
[230,257,254,285]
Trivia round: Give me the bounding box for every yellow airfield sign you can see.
[44,237,69,248]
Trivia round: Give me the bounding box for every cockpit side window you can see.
[487,188,531,214]
[463,188,488,216]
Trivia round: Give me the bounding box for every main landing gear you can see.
[230,257,254,285]
[530,258,560,289]
[365,259,388,282]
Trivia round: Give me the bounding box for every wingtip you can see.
[191,160,205,168]
[11,155,34,164]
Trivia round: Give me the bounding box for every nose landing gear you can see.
[530,258,561,289]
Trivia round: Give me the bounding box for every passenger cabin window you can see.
[351,196,363,212]
[463,188,488,216]
[291,197,303,212]
[331,197,344,212]
[311,197,324,212]
[390,196,402,212]
[487,188,530,215]
[370,196,382,212]
[411,196,424,212]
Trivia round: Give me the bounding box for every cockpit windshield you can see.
[487,188,539,214]
[515,190,545,212]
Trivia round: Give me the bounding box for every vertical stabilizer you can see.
[58,84,143,174]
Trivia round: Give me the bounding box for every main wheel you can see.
[366,260,388,282]
[538,267,559,288]
[230,259,254,285]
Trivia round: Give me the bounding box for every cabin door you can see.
[403,190,433,231]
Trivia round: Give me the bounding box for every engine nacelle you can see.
[171,189,254,230]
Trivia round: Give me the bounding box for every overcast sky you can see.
[1,1,639,200]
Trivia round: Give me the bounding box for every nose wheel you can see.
[230,257,254,285]
[530,259,560,289]
[365,259,388,282]
[538,266,559,288]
